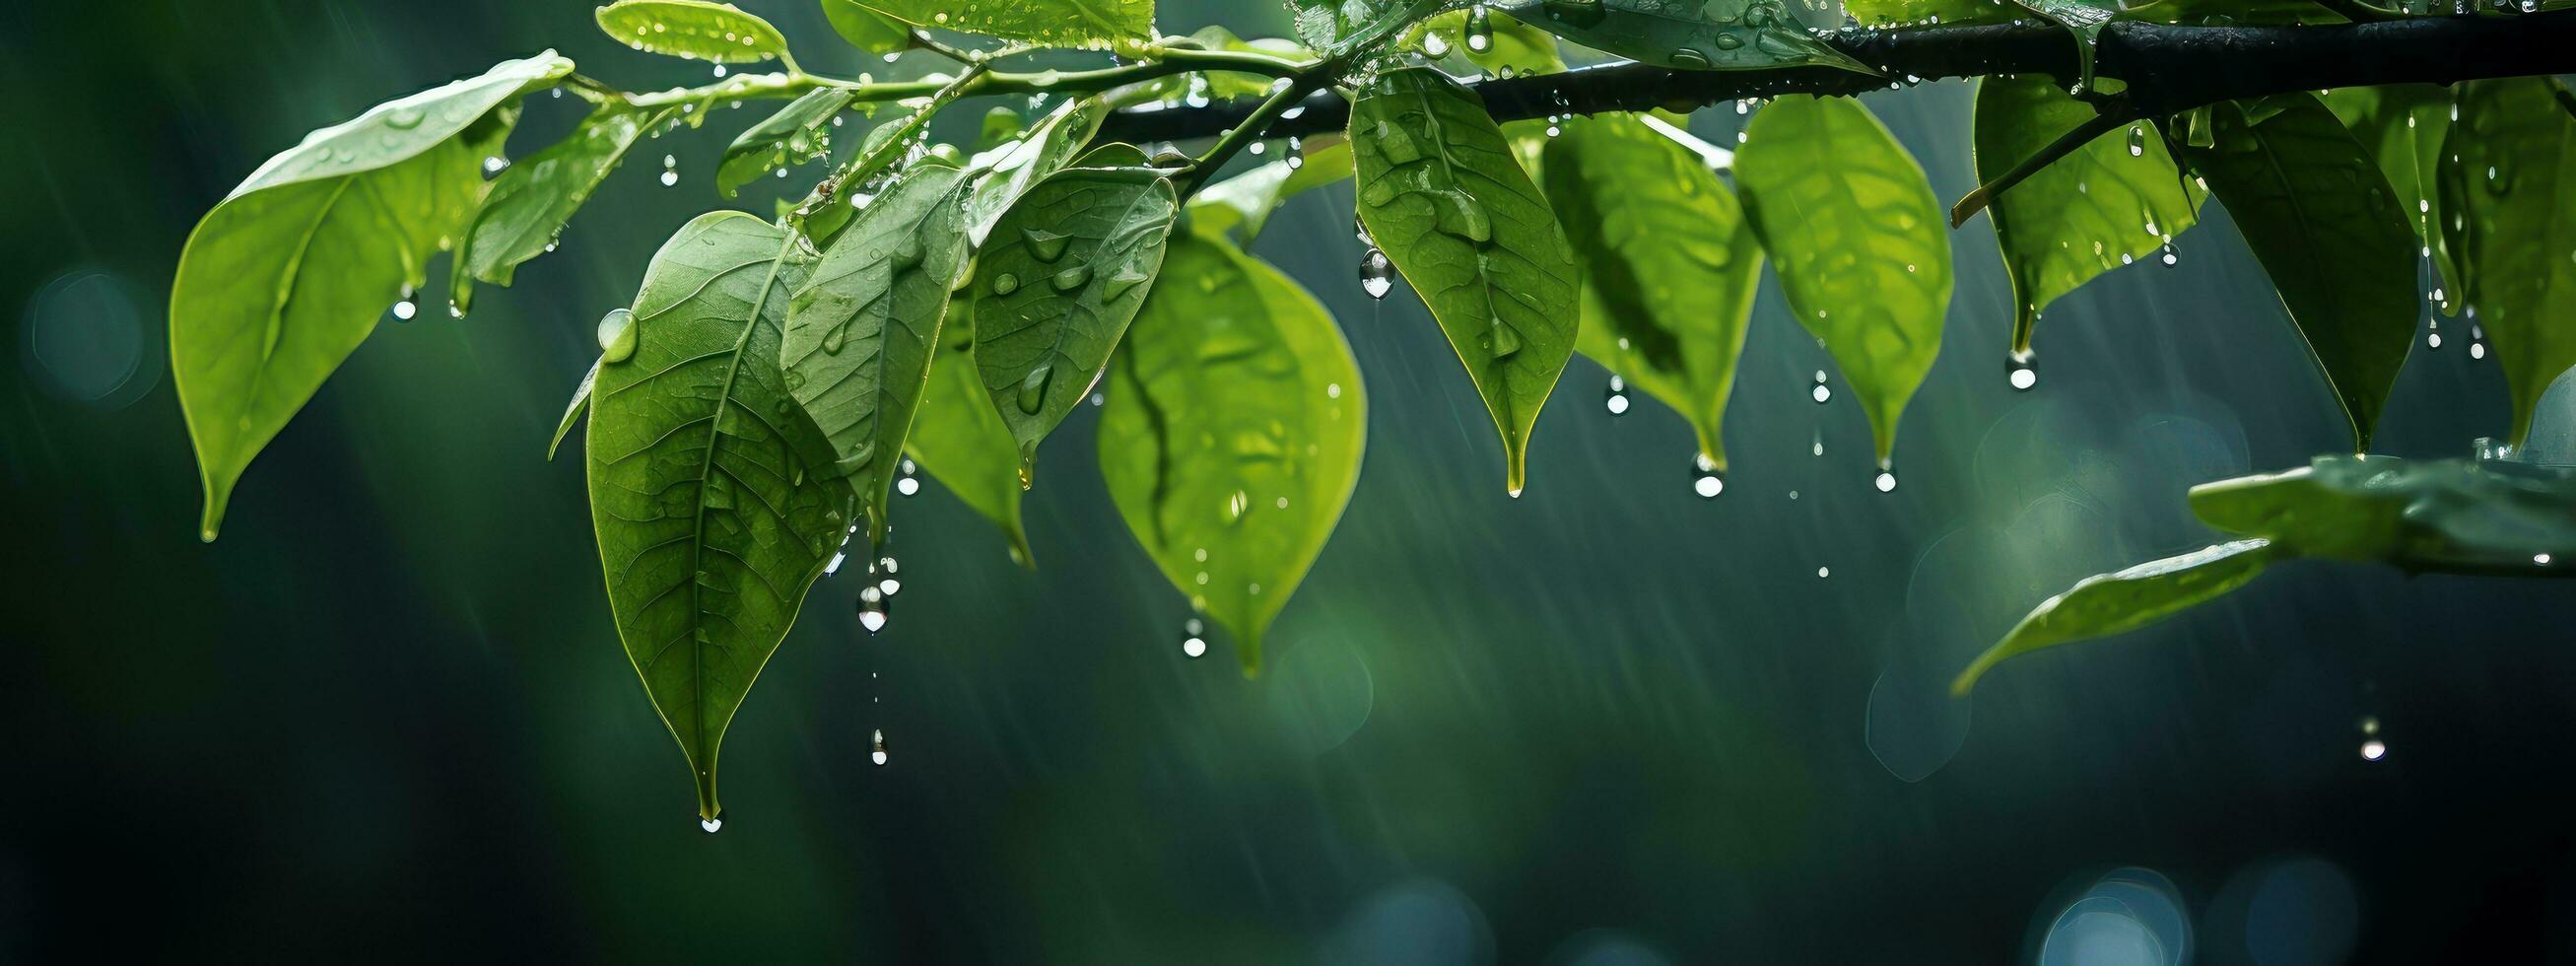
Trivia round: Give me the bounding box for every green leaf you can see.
[1488,0,1870,74]
[2114,0,2342,25]
[551,357,600,461]
[2005,0,2115,88]
[1287,0,1446,56]
[2445,78,2576,447]
[596,0,793,64]
[1974,75,2200,354]
[1950,539,2274,696]
[1351,67,1580,496]
[845,0,1154,48]
[1405,7,1564,76]
[821,0,912,53]
[453,104,680,310]
[1735,95,1952,466]
[907,304,1036,565]
[2321,86,2459,316]
[171,52,572,540]
[782,164,974,544]
[1187,138,1355,243]
[1541,112,1761,468]
[1099,228,1367,674]
[1845,0,2012,26]
[718,88,856,197]
[968,166,1179,482]
[964,99,1108,244]
[585,212,856,823]
[2179,96,2418,450]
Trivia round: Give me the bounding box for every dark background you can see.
[6,1,2574,962]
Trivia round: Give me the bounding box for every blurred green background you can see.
[6,2,2575,962]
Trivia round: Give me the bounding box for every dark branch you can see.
[1099,11,2576,145]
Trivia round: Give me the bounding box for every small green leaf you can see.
[821,0,912,53]
[2321,85,2461,316]
[454,104,679,310]
[1735,95,1952,466]
[1099,228,1367,674]
[1351,67,1580,496]
[585,212,855,823]
[907,304,1035,566]
[595,0,793,64]
[1542,113,1762,467]
[2444,78,2576,447]
[969,166,1179,483]
[782,164,974,544]
[1974,75,2200,354]
[1489,0,1870,74]
[171,52,572,539]
[964,99,1108,244]
[1950,539,2274,696]
[845,0,1154,48]
[718,88,856,197]
[1187,138,1355,242]
[2179,96,2418,450]
[1405,7,1564,76]
[550,357,601,461]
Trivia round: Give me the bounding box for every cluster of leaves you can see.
[168,0,2576,817]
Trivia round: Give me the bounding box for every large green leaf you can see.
[907,304,1035,565]
[2446,78,2576,447]
[453,104,679,311]
[963,98,1108,244]
[968,166,1179,482]
[782,164,974,545]
[585,212,855,824]
[718,88,855,198]
[1286,0,1446,55]
[171,53,571,540]
[1351,67,1579,495]
[1541,112,1761,468]
[845,0,1154,48]
[1489,0,1869,74]
[1974,75,2200,355]
[2180,96,2417,450]
[1950,539,2275,696]
[1099,229,1367,674]
[1735,94,1952,467]
[821,0,912,53]
[1404,6,1564,76]
[1187,138,1355,243]
[2322,85,2461,316]
[596,0,792,63]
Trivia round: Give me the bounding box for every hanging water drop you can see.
[1359,248,1394,300]
[701,817,722,833]
[856,585,890,634]
[1874,468,1898,493]
[875,555,901,596]
[2158,241,2179,267]
[1810,370,1832,404]
[597,308,638,363]
[1603,375,1630,416]
[870,728,890,766]
[2469,324,2488,360]
[391,299,417,322]
[1691,452,1726,499]
[1181,617,1208,658]
[1465,5,1494,52]
[897,458,920,497]
[2006,352,2038,391]
[2426,320,2444,350]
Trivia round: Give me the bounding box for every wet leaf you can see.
[1404,7,1563,75]
[2180,96,2417,450]
[845,0,1155,48]
[595,0,791,63]
[1100,229,1366,674]
[2321,85,2460,315]
[1351,68,1579,495]
[550,357,601,461]
[1542,113,1762,467]
[1736,94,1952,465]
[1845,0,2011,26]
[782,164,974,544]
[821,0,912,53]
[171,53,571,539]
[1286,0,1447,55]
[454,104,679,310]
[1950,540,2275,696]
[963,98,1108,245]
[2444,78,2576,447]
[1488,0,1869,74]
[718,88,854,197]
[907,304,1035,565]
[968,166,1179,482]
[2114,0,2343,24]
[585,212,854,823]
[1187,138,1354,243]
[1974,76,2199,353]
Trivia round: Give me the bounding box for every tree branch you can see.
[1099,12,2576,145]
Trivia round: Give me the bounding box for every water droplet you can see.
[1181,617,1208,658]
[1816,566,1831,578]
[1874,469,1898,493]
[1464,5,1493,52]
[1810,371,1832,404]
[391,299,417,321]
[2158,242,2180,267]
[871,728,890,766]
[897,459,919,497]
[1713,32,1744,50]
[1017,365,1052,414]
[701,817,722,833]
[1691,452,1725,499]
[2470,325,2488,360]
[597,308,638,363]
[1023,228,1071,262]
[874,555,901,596]
[992,273,1020,296]
[2359,738,2386,761]
[1603,375,1629,416]
[1051,265,1091,292]
[1422,31,1451,57]
[1359,247,1393,300]
[2127,125,2146,157]
[856,585,890,634]
[2006,352,2038,391]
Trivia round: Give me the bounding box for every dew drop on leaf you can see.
[1359,248,1393,300]
[1016,365,1053,414]
[597,308,638,364]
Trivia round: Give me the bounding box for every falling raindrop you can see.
[2360,738,2387,761]
[660,154,679,187]
[2426,320,2444,350]
[897,458,920,497]
[870,728,890,766]
[1359,247,1394,300]
[1691,452,1725,499]
[857,585,890,634]
[1604,375,1631,416]
[1816,566,1831,578]
[2469,324,2488,361]
[2006,352,2038,391]
[701,817,722,833]
[2158,241,2180,267]
[391,299,418,322]
[1810,370,1832,404]
[875,555,902,596]
[1874,469,1898,493]
[1182,617,1209,658]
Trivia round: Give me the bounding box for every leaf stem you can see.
[1948,106,2132,228]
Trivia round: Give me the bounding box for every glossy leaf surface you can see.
[596,0,792,63]
[964,99,1108,244]
[821,0,911,53]
[906,303,1035,565]
[719,88,854,197]
[455,104,679,309]
[2445,78,2576,446]
[1490,0,1867,74]
[2321,84,2460,315]
[846,0,1154,48]
[1951,540,2274,696]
